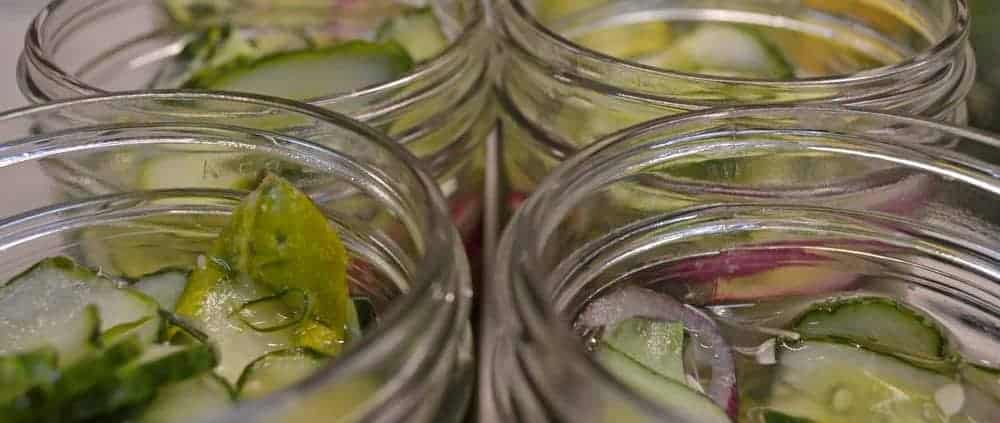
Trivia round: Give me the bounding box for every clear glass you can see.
[0,92,473,423]
[494,0,975,219]
[17,0,495,261]
[483,106,1000,422]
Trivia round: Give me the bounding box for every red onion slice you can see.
[578,286,738,416]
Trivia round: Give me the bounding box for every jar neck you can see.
[496,0,972,116]
[18,0,494,171]
[0,93,473,422]
[492,107,1000,423]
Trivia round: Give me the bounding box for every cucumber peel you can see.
[3,336,146,423]
[236,348,327,399]
[183,40,415,100]
[0,258,158,359]
[0,348,59,405]
[794,297,947,366]
[175,173,356,381]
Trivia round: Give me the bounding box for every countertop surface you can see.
[0,1,57,217]
[0,0,37,111]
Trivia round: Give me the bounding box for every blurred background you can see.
[0,0,38,110]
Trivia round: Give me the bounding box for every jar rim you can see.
[19,0,487,109]
[498,105,1000,421]
[499,0,970,88]
[0,90,472,420]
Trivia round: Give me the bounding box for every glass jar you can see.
[493,0,975,219]
[483,107,1000,422]
[0,92,474,423]
[17,0,495,262]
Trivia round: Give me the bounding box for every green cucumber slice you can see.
[2,336,146,423]
[102,343,218,410]
[235,289,311,333]
[601,318,686,384]
[175,174,357,382]
[135,374,234,423]
[641,23,793,79]
[183,40,415,100]
[173,264,300,383]
[0,302,98,369]
[766,341,965,421]
[39,342,217,421]
[0,258,159,356]
[377,8,448,62]
[793,297,946,365]
[100,316,161,347]
[236,348,327,399]
[595,343,730,422]
[132,270,191,312]
[0,348,59,404]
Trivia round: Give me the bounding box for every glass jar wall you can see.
[0,92,474,423]
[494,0,975,219]
[483,106,1000,422]
[18,0,495,260]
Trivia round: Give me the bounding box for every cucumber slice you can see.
[236,348,327,399]
[100,316,160,347]
[641,23,793,79]
[183,40,415,100]
[235,289,311,333]
[3,336,146,423]
[135,374,234,423]
[175,174,356,382]
[0,303,98,368]
[377,8,448,62]
[0,348,59,404]
[572,22,672,60]
[173,263,300,383]
[0,258,159,356]
[99,343,217,411]
[766,341,962,421]
[132,270,191,312]
[595,343,730,422]
[601,318,686,384]
[794,298,946,365]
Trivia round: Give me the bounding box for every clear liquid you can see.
[575,274,1000,422]
[537,0,925,79]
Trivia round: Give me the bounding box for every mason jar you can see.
[0,92,474,423]
[493,0,975,219]
[483,106,1000,422]
[17,0,495,263]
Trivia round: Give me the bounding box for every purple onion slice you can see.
[578,286,738,416]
